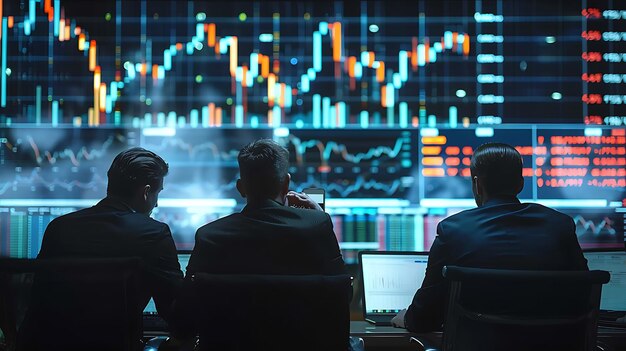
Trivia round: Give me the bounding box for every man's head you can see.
[107,147,168,214]
[469,142,523,206]
[236,139,290,203]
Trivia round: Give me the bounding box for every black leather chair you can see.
[175,273,352,351]
[430,266,610,351]
[0,257,143,351]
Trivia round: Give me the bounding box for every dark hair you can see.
[107,147,169,198]
[238,139,289,199]
[470,142,523,196]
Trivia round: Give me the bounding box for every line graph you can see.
[294,174,411,198]
[286,131,412,170]
[573,215,617,236]
[0,169,107,196]
[2,133,123,166]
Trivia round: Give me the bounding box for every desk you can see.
[144,320,626,351]
[350,321,626,351]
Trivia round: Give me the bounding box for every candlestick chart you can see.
[0,0,624,259]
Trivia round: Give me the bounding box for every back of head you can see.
[107,147,169,199]
[470,143,523,196]
[237,139,289,201]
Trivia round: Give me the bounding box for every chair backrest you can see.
[0,257,143,351]
[441,266,610,351]
[186,273,352,351]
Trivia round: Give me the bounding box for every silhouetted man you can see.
[186,139,346,276]
[391,142,588,332]
[36,147,183,319]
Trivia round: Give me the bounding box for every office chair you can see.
[418,266,609,351]
[176,273,352,351]
[0,257,143,351]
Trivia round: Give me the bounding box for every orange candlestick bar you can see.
[267,109,273,126]
[99,83,106,113]
[140,63,147,77]
[215,107,222,127]
[279,83,286,108]
[267,73,276,106]
[88,108,94,126]
[229,36,238,77]
[152,64,159,81]
[59,17,65,41]
[381,86,387,108]
[64,19,70,41]
[7,16,13,29]
[376,61,385,82]
[207,23,216,47]
[78,33,85,50]
[348,56,356,77]
[424,38,430,63]
[412,116,419,127]
[261,55,270,78]
[463,34,470,56]
[332,22,342,62]
[89,40,97,71]
[208,103,215,126]
[93,66,101,90]
[452,32,458,47]
[368,52,375,68]
[214,37,220,56]
[242,66,248,87]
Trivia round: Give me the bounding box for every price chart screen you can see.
[0,0,624,260]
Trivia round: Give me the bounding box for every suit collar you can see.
[241,198,284,213]
[96,196,136,213]
[482,196,521,208]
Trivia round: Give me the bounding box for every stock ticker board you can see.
[0,1,624,260]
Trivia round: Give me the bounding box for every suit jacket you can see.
[186,199,346,276]
[405,196,588,332]
[37,196,183,319]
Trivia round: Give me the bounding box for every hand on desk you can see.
[391,308,407,328]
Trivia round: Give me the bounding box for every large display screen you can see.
[0,1,624,261]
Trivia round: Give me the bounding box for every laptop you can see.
[359,251,429,326]
[583,249,626,326]
[143,252,191,316]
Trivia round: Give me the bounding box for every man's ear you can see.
[236,179,246,198]
[142,184,151,201]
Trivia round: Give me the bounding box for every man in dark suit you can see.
[36,147,183,320]
[186,139,345,276]
[168,139,349,348]
[391,142,588,332]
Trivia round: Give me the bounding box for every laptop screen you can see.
[584,251,626,311]
[144,253,191,314]
[360,252,429,314]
